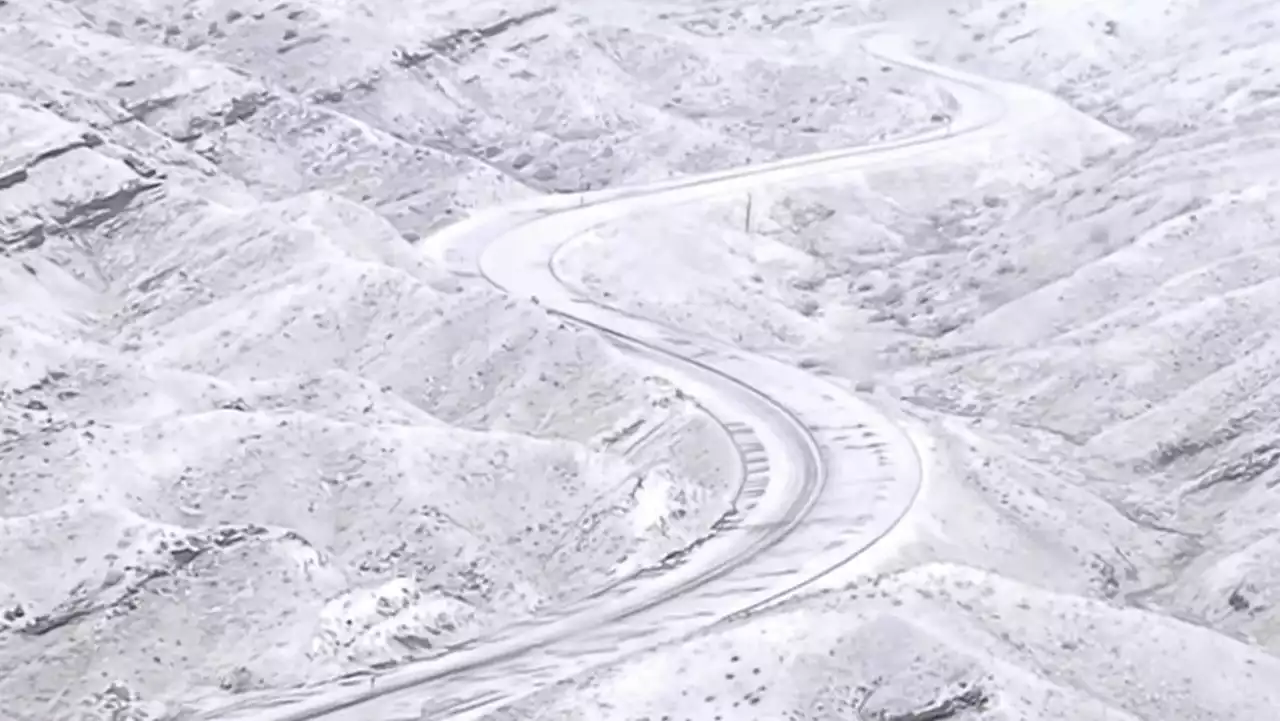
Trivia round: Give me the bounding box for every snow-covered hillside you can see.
[0,0,933,715]
[497,564,1280,721]
[536,1,1280,719]
[5,0,1280,719]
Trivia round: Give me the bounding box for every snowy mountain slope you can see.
[6,0,1280,718]
[913,0,1279,138]
[0,1,927,715]
[2,0,954,205]
[531,0,1280,717]
[0,1,957,716]
[495,564,1280,721]
[0,203,738,718]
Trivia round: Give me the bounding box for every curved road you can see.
[202,24,1092,721]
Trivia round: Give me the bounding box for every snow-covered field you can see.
[4,0,1280,719]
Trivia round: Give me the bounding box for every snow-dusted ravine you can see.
[197,25,1104,721]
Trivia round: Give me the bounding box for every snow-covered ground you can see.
[0,154,740,712]
[495,564,1280,721]
[531,1,1280,719]
[0,1,958,717]
[0,0,917,716]
[5,0,1280,719]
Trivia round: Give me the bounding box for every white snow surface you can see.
[493,2,1280,721]
[4,0,1280,720]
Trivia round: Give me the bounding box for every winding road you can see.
[201,24,1085,721]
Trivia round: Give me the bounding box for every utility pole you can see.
[745,192,753,233]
